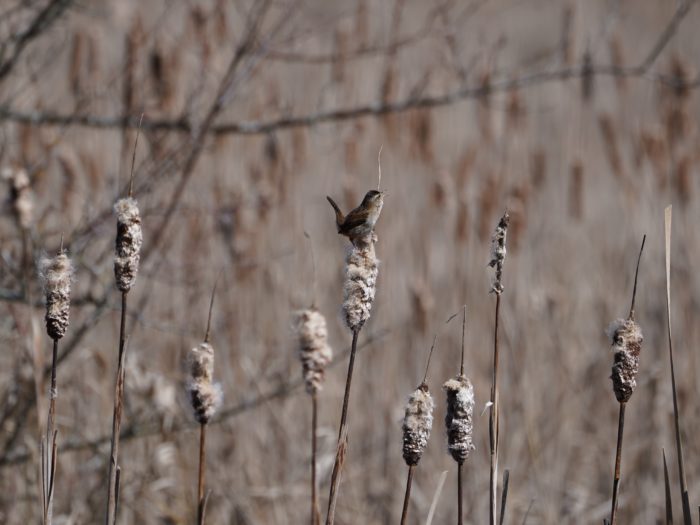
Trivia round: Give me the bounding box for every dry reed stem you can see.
[197,423,207,525]
[311,393,319,525]
[400,465,414,525]
[325,426,348,525]
[499,469,510,525]
[664,206,692,525]
[609,235,645,525]
[663,449,673,525]
[488,212,508,525]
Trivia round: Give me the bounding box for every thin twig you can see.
[459,305,466,376]
[663,449,673,525]
[311,393,319,525]
[628,235,646,320]
[664,206,692,525]
[499,469,510,525]
[457,463,464,525]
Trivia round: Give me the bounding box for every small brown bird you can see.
[327,190,385,240]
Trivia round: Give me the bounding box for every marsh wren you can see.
[327,190,385,241]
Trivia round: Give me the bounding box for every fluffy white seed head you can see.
[114,197,142,292]
[40,253,73,340]
[2,167,33,229]
[402,384,434,466]
[608,318,643,403]
[294,308,333,394]
[187,342,222,424]
[443,375,475,464]
[342,233,379,331]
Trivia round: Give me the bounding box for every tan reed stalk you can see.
[443,305,475,525]
[609,235,646,525]
[188,283,222,525]
[326,227,380,525]
[105,128,143,525]
[39,245,73,525]
[488,212,509,525]
[400,335,437,525]
[664,206,692,525]
[294,306,333,525]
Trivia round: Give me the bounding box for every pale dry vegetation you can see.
[1,0,700,523]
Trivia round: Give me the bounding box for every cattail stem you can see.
[197,423,207,525]
[457,462,464,525]
[43,338,59,524]
[326,327,360,525]
[105,292,128,525]
[610,402,626,524]
[400,465,415,525]
[311,393,319,525]
[489,293,501,525]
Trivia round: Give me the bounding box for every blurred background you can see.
[1,0,699,523]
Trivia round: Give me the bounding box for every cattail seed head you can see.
[402,383,434,466]
[294,308,333,395]
[114,197,142,292]
[342,233,379,331]
[40,253,73,340]
[187,342,222,424]
[608,318,643,403]
[443,375,475,464]
[488,212,509,294]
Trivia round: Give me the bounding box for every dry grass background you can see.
[1,0,700,523]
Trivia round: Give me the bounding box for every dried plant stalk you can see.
[39,250,73,525]
[488,212,508,525]
[609,235,645,525]
[294,308,332,525]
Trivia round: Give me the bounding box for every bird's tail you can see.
[326,196,344,232]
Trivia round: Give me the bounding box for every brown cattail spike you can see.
[114,197,142,292]
[294,309,333,395]
[488,212,510,294]
[443,375,475,464]
[609,319,643,403]
[402,384,434,466]
[342,233,379,331]
[41,253,73,340]
[187,342,222,424]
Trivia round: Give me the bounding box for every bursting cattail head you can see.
[294,308,333,395]
[443,375,475,464]
[40,253,73,340]
[402,383,434,466]
[187,342,223,424]
[608,318,643,403]
[114,197,142,292]
[342,232,379,331]
[488,212,509,294]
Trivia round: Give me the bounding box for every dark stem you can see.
[197,423,207,525]
[421,334,438,385]
[628,234,646,320]
[460,305,466,376]
[105,292,128,525]
[311,393,319,525]
[43,337,59,524]
[326,327,360,524]
[489,294,501,525]
[204,280,218,343]
[499,470,510,525]
[457,462,464,525]
[113,467,121,525]
[610,402,626,525]
[400,465,414,525]
[663,449,673,525]
[127,114,143,198]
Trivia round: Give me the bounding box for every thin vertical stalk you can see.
[105,292,128,525]
[400,465,415,525]
[326,327,360,525]
[311,393,319,525]
[665,206,692,525]
[489,294,501,525]
[197,423,207,525]
[610,402,626,524]
[457,463,464,525]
